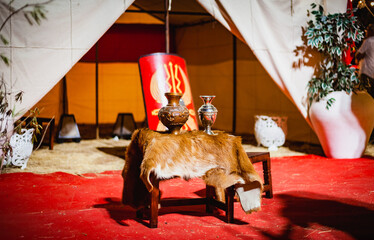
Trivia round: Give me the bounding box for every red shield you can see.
[139,53,198,131]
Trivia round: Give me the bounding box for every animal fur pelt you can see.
[122,128,263,214]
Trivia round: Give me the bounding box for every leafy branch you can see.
[304,3,365,109]
[0,1,51,170]
[0,0,52,65]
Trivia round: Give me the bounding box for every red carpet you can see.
[0,154,373,240]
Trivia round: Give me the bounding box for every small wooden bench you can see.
[137,151,272,228]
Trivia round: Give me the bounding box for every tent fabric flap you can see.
[196,0,347,125]
[0,0,135,117]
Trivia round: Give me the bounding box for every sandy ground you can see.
[1,138,373,175]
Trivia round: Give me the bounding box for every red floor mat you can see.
[0,155,373,240]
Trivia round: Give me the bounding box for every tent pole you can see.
[165,0,170,53]
[95,42,99,139]
[232,35,237,134]
[62,76,68,114]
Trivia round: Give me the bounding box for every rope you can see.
[33,116,55,151]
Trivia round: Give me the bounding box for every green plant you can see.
[0,78,23,168]
[1,1,50,65]
[304,3,365,109]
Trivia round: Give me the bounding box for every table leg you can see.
[263,159,273,198]
[225,186,235,223]
[49,118,55,150]
[206,185,215,213]
[150,178,160,228]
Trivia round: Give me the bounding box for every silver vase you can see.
[198,95,218,135]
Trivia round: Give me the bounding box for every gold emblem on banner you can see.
[149,61,195,131]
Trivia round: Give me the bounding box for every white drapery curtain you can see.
[0,0,134,116]
[1,0,347,131]
[197,0,347,125]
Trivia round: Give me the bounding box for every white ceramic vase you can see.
[309,91,374,158]
[5,128,34,169]
[254,115,288,151]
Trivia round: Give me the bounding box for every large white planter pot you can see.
[309,91,374,158]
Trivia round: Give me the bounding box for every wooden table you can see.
[122,129,272,228]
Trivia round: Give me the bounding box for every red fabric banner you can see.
[80,24,167,62]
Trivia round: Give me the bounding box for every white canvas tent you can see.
[0,0,348,144]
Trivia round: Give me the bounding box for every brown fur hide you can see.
[122,128,263,213]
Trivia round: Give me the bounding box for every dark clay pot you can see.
[158,92,189,134]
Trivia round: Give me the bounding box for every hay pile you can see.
[2,139,130,174]
[2,138,373,175]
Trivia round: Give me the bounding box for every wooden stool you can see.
[136,152,272,228]
[136,176,235,228]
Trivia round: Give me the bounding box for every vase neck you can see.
[200,95,215,105]
[165,93,182,106]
